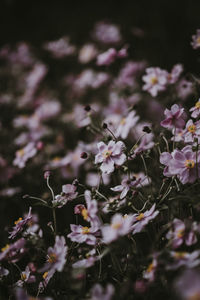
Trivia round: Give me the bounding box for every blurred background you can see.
[0,0,200,72]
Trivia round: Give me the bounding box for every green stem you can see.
[46,176,55,202]
[52,207,57,236]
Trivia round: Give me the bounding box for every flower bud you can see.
[80,152,88,159]
[143,126,151,133]
[102,122,108,129]
[84,105,91,112]
[44,170,51,179]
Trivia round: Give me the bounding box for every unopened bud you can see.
[36,141,44,150]
[80,152,88,159]
[143,126,151,134]
[44,171,51,179]
[84,105,91,112]
[102,123,108,129]
[73,179,79,186]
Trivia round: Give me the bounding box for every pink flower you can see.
[168,146,200,184]
[167,250,200,270]
[96,47,128,66]
[9,207,32,239]
[95,140,126,174]
[166,218,199,249]
[53,183,78,208]
[167,64,183,84]
[43,36,76,58]
[0,238,26,263]
[142,67,168,97]
[115,110,139,139]
[13,143,37,168]
[74,190,101,228]
[160,151,174,177]
[16,265,36,287]
[191,29,200,49]
[175,269,200,300]
[183,119,200,144]
[78,43,98,64]
[96,48,117,66]
[39,236,67,278]
[101,213,134,244]
[160,104,185,129]
[132,204,159,234]
[111,173,148,199]
[143,258,158,282]
[90,283,114,300]
[72,249,97,269]
[115,61,146,88]
[67,224,98,245]
[190,99,200,118]
[92,22,122,44]
[176,78,193,101]
[171,127,184,142]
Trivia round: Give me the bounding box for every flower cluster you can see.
[1,18,200,300]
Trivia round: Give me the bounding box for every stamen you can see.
[14,217,22,225]
[187,124,196,133]
[136,213,144,221]
[184,159,195,169]
[82,227,90,234]
[48,253,57,263]
[1,244,9,252]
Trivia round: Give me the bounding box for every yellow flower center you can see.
[195,101,200,109]
[48,253,57,264]
[147,262,154,273]
[111,222,122,230]
[82,226,90,234]
[1,244,9,252]
[103,150,112,159]
[53,157,61,162]
[150,76,158,85]
[188,293,200,300]
[187,124,196,133]
[120,118,126,125]
[136,213,144,221]
[177,229,184,238]
[81,208,89,221]
[17,149,25,157]
[184,159,195,169]
[21,273,27,281]
[14,217,22,225]
[43,272,48,279]
[197,37,200,46]
[174,251,187,259]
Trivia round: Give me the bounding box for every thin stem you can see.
[52,208,57,236]
[95,190,109,201]
[158,180,166,196]
[162,135,170,153]
[46,176,55,202]
[106,127,117,141]
[172,127,176,151]
[141,154,152,196]
[196,141,199,179]
[129,133,146,155]
[131,200,148,213]
[27,196,49,206]
[96,247,102,279]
